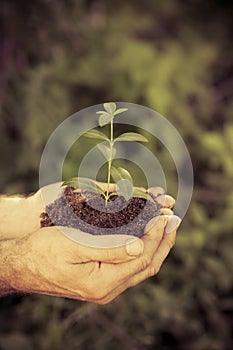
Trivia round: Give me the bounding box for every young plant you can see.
[62,102,154,205]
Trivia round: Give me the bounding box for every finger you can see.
[165,215,182,234]
[122,230,177,290]
[147,188,175,208]
[106,216,168,281]
[156,195,176,208]
[151,215,181,265]
[88,216,180,304]
[59,226,144,263]
[79,237,144,263]
[147,187,165,197]
[95,216,171,303]
[160,208,173,215]
[122,216,181,287]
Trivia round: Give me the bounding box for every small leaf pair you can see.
[85,129,148,144]
[96,102,128,127]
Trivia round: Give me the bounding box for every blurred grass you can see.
[0,0,232,349]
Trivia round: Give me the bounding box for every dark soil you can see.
[40,186,163,237]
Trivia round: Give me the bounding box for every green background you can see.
[0,1,232,349]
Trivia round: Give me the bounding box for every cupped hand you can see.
[10,214,180,304]
[1,182,180,302]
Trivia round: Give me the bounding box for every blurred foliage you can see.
[0,0,232,349]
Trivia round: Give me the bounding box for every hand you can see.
[0,183,178,301]
[0,182,174,239]
[6,214,180,304]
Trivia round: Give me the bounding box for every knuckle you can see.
[140,255,151,271]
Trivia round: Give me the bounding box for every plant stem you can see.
[105,118,114,206]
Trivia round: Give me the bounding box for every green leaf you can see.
[84,129,108,141]
[111,166,134,201]
[116,167,133,182]
[110,166,120,183]
[98,113,114,127]
[114,132,148,143]
[113,108,128,116]
[96,111,110,116]
[78,178,105,195]
[61,177,104,195]
[133,189,155,203]
[110,166,131,183]
[97,143,116,161]
[117,179,133,201]
[62,177,80,187]
[103,102,116,114]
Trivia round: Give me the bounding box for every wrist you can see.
[0,234,39,296]
[0,238,23,296]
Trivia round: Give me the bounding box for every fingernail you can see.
[148,187,165,197]
[165,215,182,234]
[126,238,144,256]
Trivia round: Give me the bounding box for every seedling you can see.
[62,102,154,206]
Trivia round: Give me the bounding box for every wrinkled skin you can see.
[0,183,178,303]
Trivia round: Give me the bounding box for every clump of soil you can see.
[40,186,163,237]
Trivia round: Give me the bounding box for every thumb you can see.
[60,226,144,263]
[84,236,144,263]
